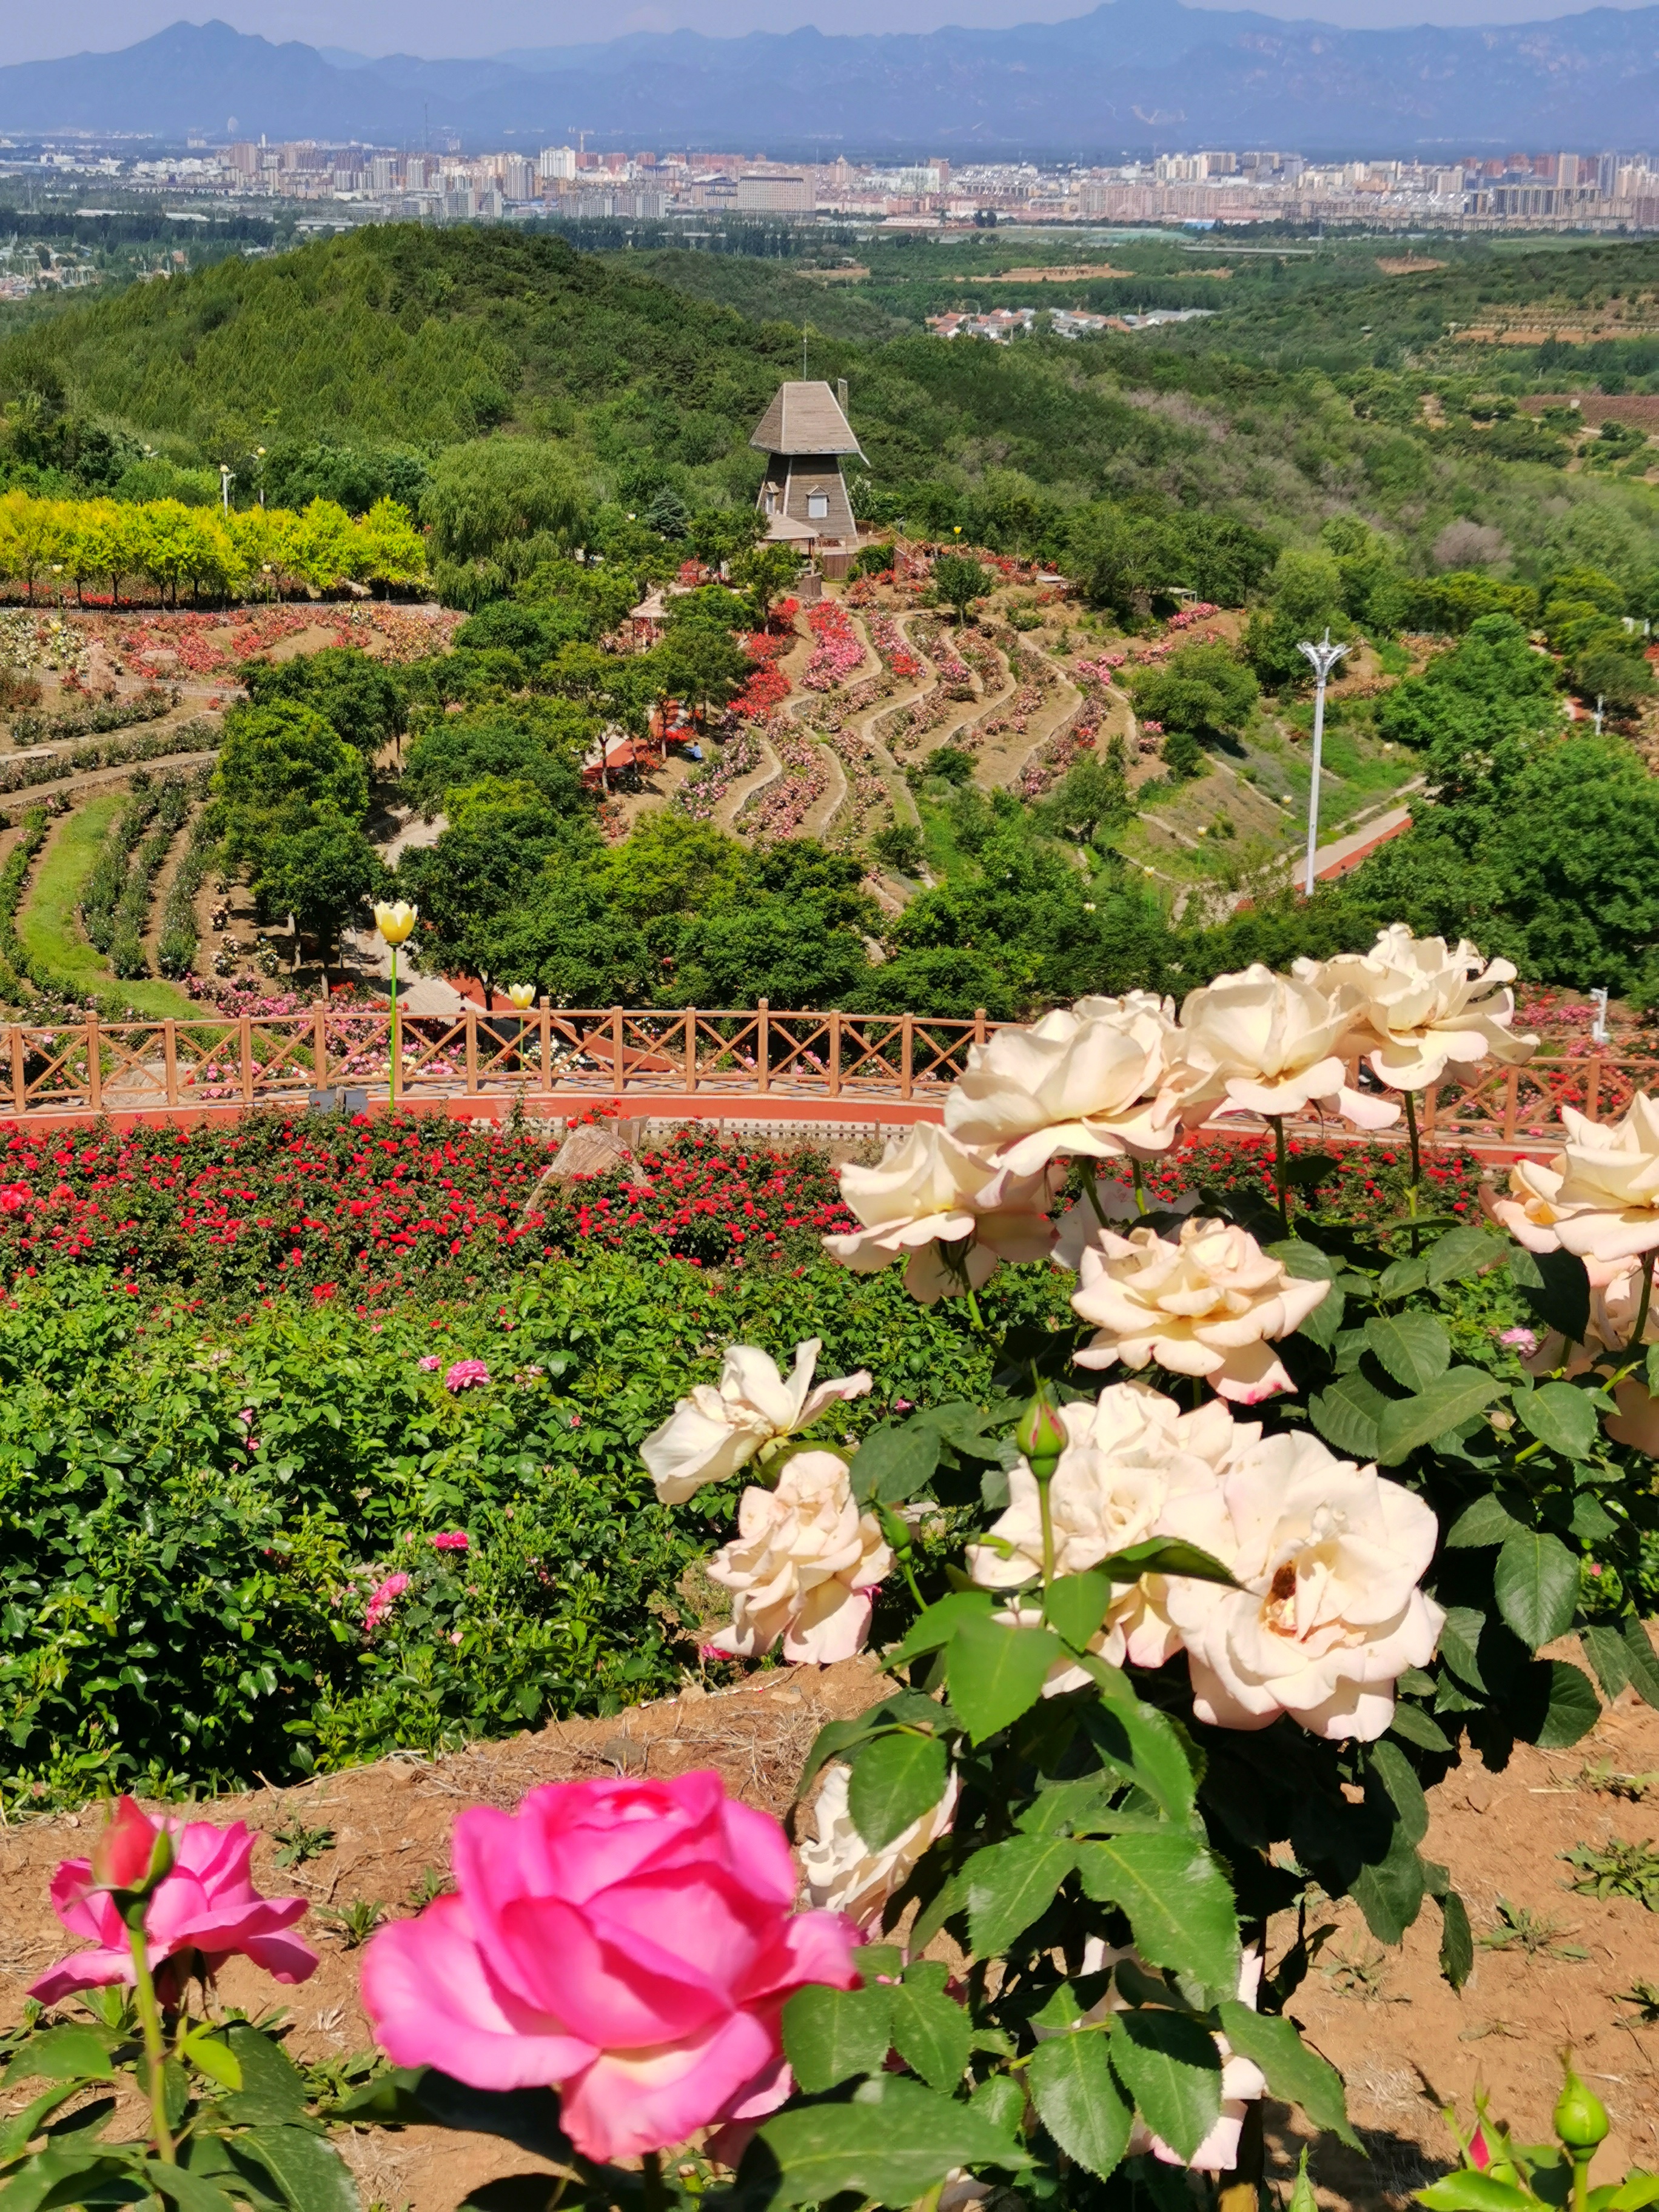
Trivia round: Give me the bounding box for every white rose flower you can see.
[1305,925,1537,1091]
[1037,1942,1266,2174]
[824,1123,1054,1303]
[800,1760,960,1928]
[1068,1216,1330,1404]
[1176,964,1398,1130]
[943,992,1194,1175]
[641,1338,873,1504]
[968,1382,1247,1687]
[1161,1429,1444,1741]
[705,1450,892,1664]
[1486,1094,1659,1273]
[1051,1171,1201,1273]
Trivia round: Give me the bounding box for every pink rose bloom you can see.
[360,1771,858,2163]
[432,1530,470,1552]
[364,1570,411,1631]
[445,1359,490,1392]
[31,1802,317,2008]
[418,1354,441,1371]
[1497,1326,1539,1355]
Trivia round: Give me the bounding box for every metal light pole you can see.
[1299,629,1351,897]
[220,463,234,512]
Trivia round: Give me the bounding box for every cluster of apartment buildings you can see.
[20,137,1659,233]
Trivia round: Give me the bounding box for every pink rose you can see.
[364,1570,411,1632]
[445,1359,490,1392]
[418,1354,441,1371]
[360,1771,858,2163]
[432,1530,469,1552]
[32,1809,317,2008]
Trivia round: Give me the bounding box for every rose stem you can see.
[641,2153,666,2212]
[1130,1155,1147,1216]
[1404,1087,1424,1253]
[1085,1171,1111,1228]
[1270,1117,1290,1234]
[126,1921,175,2164]
[1623,1249,1656,1362]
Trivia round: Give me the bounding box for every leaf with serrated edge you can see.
[1076,1834,1239,2001]
[1438,1889,1474,1990]
[886,1982,972,2094]
[1311,1372,1386,1459]
[947,1612,1061,1744]
[847,1732,949,1853]
[886,1590,994,1669]
[1623,1618,1659,1709]
[782,1985,892,2093]
[1515,1382,1601,1464]
[1029,2031,1133,2180]
[1365,1314,1451,1392]
[1043,1570,1112,1650]
[1494,1527,1579,1651]
[232,2126,357,2212]
[760,2075,1029,2208]
[965,1835,1078,1957]
[1375,1371,1506,1465]
[1214,2006,1360,2149]
[1109,2011,1222,2160]
[1368,1740,1429,1846]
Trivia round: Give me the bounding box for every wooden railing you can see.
[0,999,1650,1145]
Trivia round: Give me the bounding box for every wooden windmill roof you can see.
[749,380,865,458]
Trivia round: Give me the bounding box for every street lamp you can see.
[220,463,234,512]
[1298,629,1350,897]
[374,901,418,1106]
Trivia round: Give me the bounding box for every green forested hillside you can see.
[3,223,1653,594]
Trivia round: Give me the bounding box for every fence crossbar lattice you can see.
[0,1002,1647,1145]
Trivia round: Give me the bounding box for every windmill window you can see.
[807,492,829,520]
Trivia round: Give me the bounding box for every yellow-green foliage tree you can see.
[0,490,426,606]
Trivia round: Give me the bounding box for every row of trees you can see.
[0,491,426,606]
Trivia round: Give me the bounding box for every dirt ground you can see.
[2,1658,1657,2211]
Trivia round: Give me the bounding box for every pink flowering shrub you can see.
[363,1570,411,1631]
[360,1769,858,2162]
[444,1358,490,1392]
[801,602,866,692]
[432,1529,470,1551]
[30,1797,317,2006]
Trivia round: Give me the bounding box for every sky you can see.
[1,0,1653,65]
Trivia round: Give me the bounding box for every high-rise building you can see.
[538,145,577,180]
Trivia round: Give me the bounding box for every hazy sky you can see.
[2,0,1653,65]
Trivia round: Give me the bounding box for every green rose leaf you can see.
[1508,1245,1590,1345]
[1213,2005,1361,2149]
[965,1835,1078,1957]
[232,2125,357,2212]
[1621,1617,1659,1709]
[1367,1738,1429,1846]
[1424,1225,1507,1285]
[885,1589,994,1669]
[1580,1623,1632,1700]
[1352,1822,1426,1945]
[1029,2030,1133,2180]
[1075,1834,1241,2001]
[1514,1381,1601,1463]
[0,2026,117,2090]
[1375,1370,1507,1465]
[887,1980,973,2095]
[1043,1570,1113,1651]
[947,1612,1061,1744]
[1437,1888,1475,1989]
[1108,2009,1222,2160]
[760,2074,1030,2207]
[1493,1526,1580,1651]
[1310,1372,1387,1460]
[1365,1314,1452,1392]
[782,1985,893,2093]
[850,1420,944,1507]
[1418,2177,1538,2212]
[1517,1658,1600,1750]
[846,1731,950,1853]
[1446,1495,1527,1549]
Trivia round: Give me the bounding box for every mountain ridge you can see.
[4,4,1659,155]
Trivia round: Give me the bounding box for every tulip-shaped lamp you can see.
[507,982,535,1075]
[374,902,418,1105]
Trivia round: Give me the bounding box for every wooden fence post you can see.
[464,1004,479,1094]
[1502,1069,1519,1143]
[312,1002,328,1089]
[828,1009,842,1098]
[540,1000,552,1093]
[239,1015,254,1103]
[1586,1056,1603,1122]
[163,1020,179,1108]
[8,1027,23,1116]
[684,1007,696,1094]
[85,1011,101,1116]
[901,1013,914,1101]
[611,1006,625,1093]
[757,1001,769,1094]
[973,1006,987,1047]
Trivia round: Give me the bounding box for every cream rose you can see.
[1176,964,1398,1130]
[967,1383,1246,1686]
[824,1124,1054,1303]
[1486,1095,1659,1272]
[1068,1216,1330,1403]
[1307,925,1537,1091]
[799,1760,960,1928]
[1515,1260,1659,1453]
[942,992,1193,1175]
[1160,1429,1444,1741]
[1034,1942,1265,2173]
[705,1450,892,1664]
[641,1338,873,1504]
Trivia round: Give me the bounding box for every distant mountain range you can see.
[5,3,1659,157]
